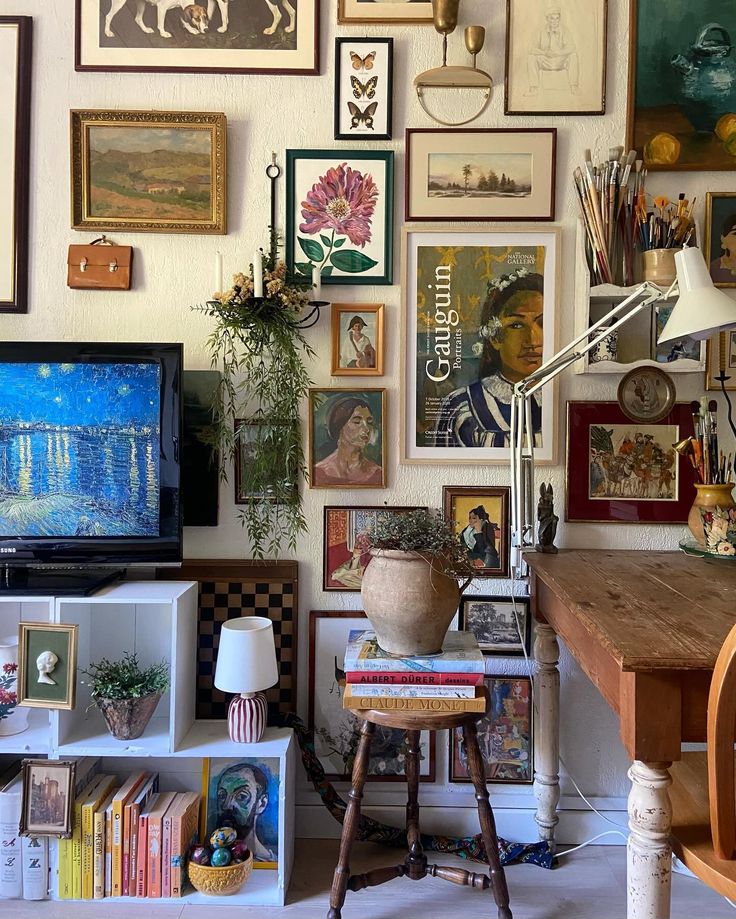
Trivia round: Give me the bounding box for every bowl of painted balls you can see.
[188,827,253,896]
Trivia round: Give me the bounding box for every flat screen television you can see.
[0,342,182,594]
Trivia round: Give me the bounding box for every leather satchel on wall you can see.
[67,236,133,290]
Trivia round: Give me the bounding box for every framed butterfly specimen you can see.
[335,38,393,140]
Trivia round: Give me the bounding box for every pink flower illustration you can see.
[299,163,378,249]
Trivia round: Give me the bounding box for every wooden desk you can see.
[526,550,736,919]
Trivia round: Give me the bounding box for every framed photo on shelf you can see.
[0,16,31,314]
[705,331,736,392]
[504,0,607,115]
[705,192,736,288]
[627,0,736,171]
[70,110,227,234]
[17,623,78,710]
[234,420,298,504]
[442,486,511,578]
[20,759,76,837]
[309,388,386,488]
[331,303,384,376]
[334,38,393,141]
[286,149,394,286]
[308,610,436,782]
[401,226,559,465]
[405,129,557,221]
[337,0,433,23]
[458,596,530,656]
[566,401,696,523]
[75,0,319,75]
[323,505,422,591]
[449,676,533,784]
[654,305,701,364]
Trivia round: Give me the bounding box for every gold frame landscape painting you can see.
[70,110,227,234]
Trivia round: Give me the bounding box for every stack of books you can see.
[343,629,486,713]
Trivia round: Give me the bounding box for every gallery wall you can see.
[3,0,735,841]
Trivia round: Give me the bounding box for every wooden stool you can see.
[326,704,513,919]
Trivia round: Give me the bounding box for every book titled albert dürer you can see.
[402,227,560,464]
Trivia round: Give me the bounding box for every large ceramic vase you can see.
[96,691,161,741]
[0,637,29,737]
[688,483,736,546]
[361,550,467,656]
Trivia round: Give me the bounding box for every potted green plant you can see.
[82,653,169,741]
[360,509,474,657]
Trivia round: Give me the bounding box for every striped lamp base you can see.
[227,693,267,743]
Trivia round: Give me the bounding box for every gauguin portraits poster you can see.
[403,229,558,464]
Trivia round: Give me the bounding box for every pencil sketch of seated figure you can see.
[527,5,579,96]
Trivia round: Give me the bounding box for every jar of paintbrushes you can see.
[639,195,696,287]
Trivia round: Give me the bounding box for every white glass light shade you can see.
[658,247,736,344]
[214,616,278,695]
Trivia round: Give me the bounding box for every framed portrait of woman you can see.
[401,226,559,465]
[331,303,384,376]
[443,486,511,578]
[309,389,386,489]
[705,193,736,288]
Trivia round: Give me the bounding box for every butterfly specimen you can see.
[348,102,378,130]
[351,75,378,100]
[350,51,376,71]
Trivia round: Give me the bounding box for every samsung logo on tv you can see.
[0,548,16,554]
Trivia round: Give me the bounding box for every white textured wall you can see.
[4,0,735,835]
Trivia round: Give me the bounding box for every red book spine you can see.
[345,671,483,686]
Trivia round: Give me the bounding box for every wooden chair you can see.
[670,621,736,897]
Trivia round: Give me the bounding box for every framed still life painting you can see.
[458,596,531,656]
[309,388,386,489]
[401,226,559,465]
[337,0,433,23]
[75,0,319,75]
[627,0,736,170]
[442,486,511,578]
[70,110,227,234]
[309,610,436,782]
[331,303,384,376]
[566,401,696,523]
[335,38,393,141]
[286,149,394,285]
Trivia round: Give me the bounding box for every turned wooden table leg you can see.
[327,720,375,919]
[533,621,560,848]
[627,760,673,919]
[404,729,426,878]
[463,720,513,919]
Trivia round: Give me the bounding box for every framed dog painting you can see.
[334,38,393,141]
[75,0,319,74]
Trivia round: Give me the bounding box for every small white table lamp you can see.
[214,617,278,743]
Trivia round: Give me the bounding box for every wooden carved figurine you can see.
[535,483,558,554]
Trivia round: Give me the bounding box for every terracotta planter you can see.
[96,691,162,741]
[361,550,468,656]
[687,483,736,546]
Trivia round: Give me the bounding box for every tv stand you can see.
[0,566,123,596]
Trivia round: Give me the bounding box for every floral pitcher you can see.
[0,636,29,736]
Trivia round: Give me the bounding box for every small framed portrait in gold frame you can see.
[18,622,78,711]
[331,303,384,376]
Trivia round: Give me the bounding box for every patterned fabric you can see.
[278,712,554,870]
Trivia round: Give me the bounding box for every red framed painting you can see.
[566,401,696,523]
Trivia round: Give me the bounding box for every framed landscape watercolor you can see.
[0,17,31,314]
[627,0,736,170]
[337,0,433,23]
[331,303,384,376]
[401,226,559,465]
[309,610,435,782]
[406,129,556,222]
[705,331,736,392]
[505,0,607,115]
[70,110,227,234]
[449,676,533,784]
[286,150,393,285]
[442,486,511,578]
[458,596,530,656]
[566,401,696,523]
[705,193,736,288]
[309,388,386,489]
[75,0,319,74]
[335,38,393,141]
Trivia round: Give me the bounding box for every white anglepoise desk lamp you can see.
[510,247,736,573]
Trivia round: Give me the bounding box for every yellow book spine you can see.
[81,804,95,899]
[111,799,125,896]
[57,837,71,899]
[72,798,85,900]
[343,690,486,713]
[92,809,106,900]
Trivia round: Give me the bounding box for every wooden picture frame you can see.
[75,0,319,75]
[331,303,384,376]
[309,388,387,488]
[458,596,530,656]
[286,149,394,286]
[401,225,559,465]
[70,109,227,234]
[17,623,78,711]
[705,192,736,289]
[308,610,436,782]
[449,676,533,784]
[234,419,298,504]
[705,331,736,392]
[0,16,32,314]
[442,486,511,579]
[566,401,696,523]
[337,0,433,23]
[504,0,607,115]
[405,128,557,222]
[20,759,76,838]
[334,38,393,141]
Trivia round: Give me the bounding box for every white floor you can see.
[2,840,735,918]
